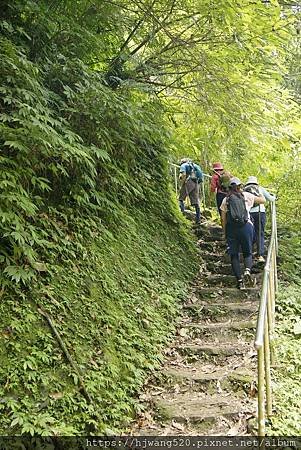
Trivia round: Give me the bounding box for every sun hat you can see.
[245,176,258,185]
[229,177,242,186]
[212,162,223,170]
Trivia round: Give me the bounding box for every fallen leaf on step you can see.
[173,383,181,394]
[178,328,188,337]
[216,380,223,394]
[226,417,243,436]
[171,421,185,431]
[149,387,165,396]
[249,381,257,397]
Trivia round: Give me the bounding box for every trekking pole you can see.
[258,208,261,256]
[174,165,178,196]
[201,180,206,209]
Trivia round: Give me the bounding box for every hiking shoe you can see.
[237,279,245,290]
[243,268,255,287]
[258,256,265,263]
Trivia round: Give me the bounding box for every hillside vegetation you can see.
[0,0,301,435]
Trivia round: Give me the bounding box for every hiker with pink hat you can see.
[210,162,232,216]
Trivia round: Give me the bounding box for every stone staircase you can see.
[131,223,261,436]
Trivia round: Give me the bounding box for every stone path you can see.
[131,223,261,436]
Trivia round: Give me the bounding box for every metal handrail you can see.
[254,200,278,436]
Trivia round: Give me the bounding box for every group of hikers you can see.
[178,158,276,289]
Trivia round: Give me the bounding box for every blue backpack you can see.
[187,163,203,183]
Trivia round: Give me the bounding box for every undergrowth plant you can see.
[266,231,301,436]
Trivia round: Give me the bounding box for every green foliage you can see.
[1,0,301,436]
[267,284,301,436]
[278,229,301,283]
[0,212,198,434]
[266,229,301,436]
[0,0,198,434]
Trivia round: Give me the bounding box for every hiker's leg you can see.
[250,212,257,246]
[179,184,187,213]
[189,181,201,223]
[226,229,241,280]
[194,204,201,223]
[230,254,241,279]
[240,222,254,270]
[252,212,260,254]
[216,192,226,216]
[259,212,266,256]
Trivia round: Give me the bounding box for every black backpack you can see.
[226,192,249,226]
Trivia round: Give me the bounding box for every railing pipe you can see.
[255,198,277,436]
[257,345,266,436]
[264,313,273,417]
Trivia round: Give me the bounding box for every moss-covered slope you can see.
[0,209,198,435]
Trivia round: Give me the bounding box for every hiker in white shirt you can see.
[244,176,276,263]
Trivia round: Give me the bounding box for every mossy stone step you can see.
[203,273,262,287]
[198,224,223,236]
[200,235,225,242]
[193,287,260,302]
[184,301,258,321]
[198,241,226,252]
[155,392,251,426]
[177,342,250,357]
[199,252,230,262]
[162,365,255,393]
[181,320,256,339]
[205,262,232,275]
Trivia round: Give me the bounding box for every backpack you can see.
[187,163,203,183]
[218,171,231,191]
[244,184,260,197]
[226,192,249,226]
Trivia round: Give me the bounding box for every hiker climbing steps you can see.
[132,223,261,435]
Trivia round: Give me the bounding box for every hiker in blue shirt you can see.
[244,176,276,262]
[178,158,203,225]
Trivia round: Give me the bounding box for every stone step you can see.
[192,287,260,302]
[162,365,255,394]
[196,222,223,235]
[202,273,262,287]
[200,252,229,262]
[201,251,264,268]
[200,235,224,242]
[177,339,254,368]
[205,262,232,275]
[154,391,255,429]
[184,301,258,322]
[198,241,226,253]
[181,320,256,340]
[206,260,263,273]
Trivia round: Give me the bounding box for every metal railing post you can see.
[257,344,266,436]
[264,313,273,417]
[255,198,277,436]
